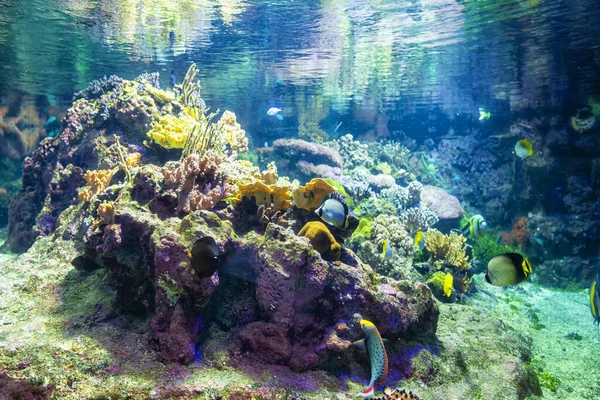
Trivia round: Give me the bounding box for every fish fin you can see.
[344,213,349,230]
[351,339,367,352]
[356,383,374,398]
[381,338,389,345]
[276,114,283,120]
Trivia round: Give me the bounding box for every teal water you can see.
[1,1,600,399]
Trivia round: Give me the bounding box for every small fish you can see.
[514,139,533,158]
[334,121,343,132]
[485,253,532,286]
[452,175,461,182]
[414,231,425,250]
[315,193,349,230]
[479,108,491,121]
[170,70,176,86]
[443,273,453,297]
[267,107,283,120]
[353,319,389,398]
[188,237,226,278]
[264,141,269,147]
[534,236,544,246]
[590,272,600,333]
[382,240,392,260]
[462,214,487,238]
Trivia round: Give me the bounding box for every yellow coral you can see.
[235,180,292,211]
[146,112,196,149]
[96,201,115,225]
[424,230,470,270]
[220,110,248,153]
[292,178,337,211]
[125,152,141,168]
[262,162,278,185]
[78,168,117,202]
[145,85,175,104]
[298,221,341,261]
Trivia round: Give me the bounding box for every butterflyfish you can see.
[485,253,532,286]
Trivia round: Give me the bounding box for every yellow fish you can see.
[443,273,453,297]
[414,231,425,250]
[382,239,392,260]
[514,139,533,158]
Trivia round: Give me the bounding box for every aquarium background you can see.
[1,0,600,399]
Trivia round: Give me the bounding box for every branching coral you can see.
[370,141,411,169]
[424,230,469,270]
[162,151,235,213]
[77,168,117,202]
[371,214,414,256]
[400,206,439,232]
[325,134,374,169]
[379,185,410,211]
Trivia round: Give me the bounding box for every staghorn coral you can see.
[399,206,439,232]
[161,151,235,213]
[77,168,117,202]
[371,214,414,256]
[424,230,470,270]
[298,221,341,261]
[219,110,248,153]
[325,134,374,169]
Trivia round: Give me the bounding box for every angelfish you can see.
[353,319,388,398]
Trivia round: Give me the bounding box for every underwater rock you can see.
[419,185,464,229]
[262,138,344,181]
[0,372,54,400]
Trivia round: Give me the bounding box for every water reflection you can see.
[0,0,598,127]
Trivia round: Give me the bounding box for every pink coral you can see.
[162,151,235,213]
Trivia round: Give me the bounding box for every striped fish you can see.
[590,273,600,334]
[354,319,388,398]
[485,253,532,286]
[315,195,349,230]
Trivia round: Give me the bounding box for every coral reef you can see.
[371,214,414,256]
[419,185,463,229]
[324,134,374,169]
[423,230,470,270]
[399,206,439,232]
[162,152,235,214]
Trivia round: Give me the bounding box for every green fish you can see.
[485,253,532,286]
[479,108,491,120]
[353,319,389,398]
[315,193,349,230]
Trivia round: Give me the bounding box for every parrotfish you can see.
[353,319,388,398]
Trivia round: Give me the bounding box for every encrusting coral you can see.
[145,112,196,149]
[424,230,470,270]
[298,221,341,261]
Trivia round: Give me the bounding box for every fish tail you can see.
[356,383,374,398]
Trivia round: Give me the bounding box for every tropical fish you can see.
[382,239,392,260]
[188,236,227,277]
[443,273,453,297]
[479,108,491,121]
[414,231,425,250]
[420,154,436,177]
[267,107,283,120]
[462,214,487,238]
[315,193,350,230]
[514,139,533,158]
[590,272,600,334]
[485,253,532,286]
[170,69,176,86]
[353,319,389,398]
